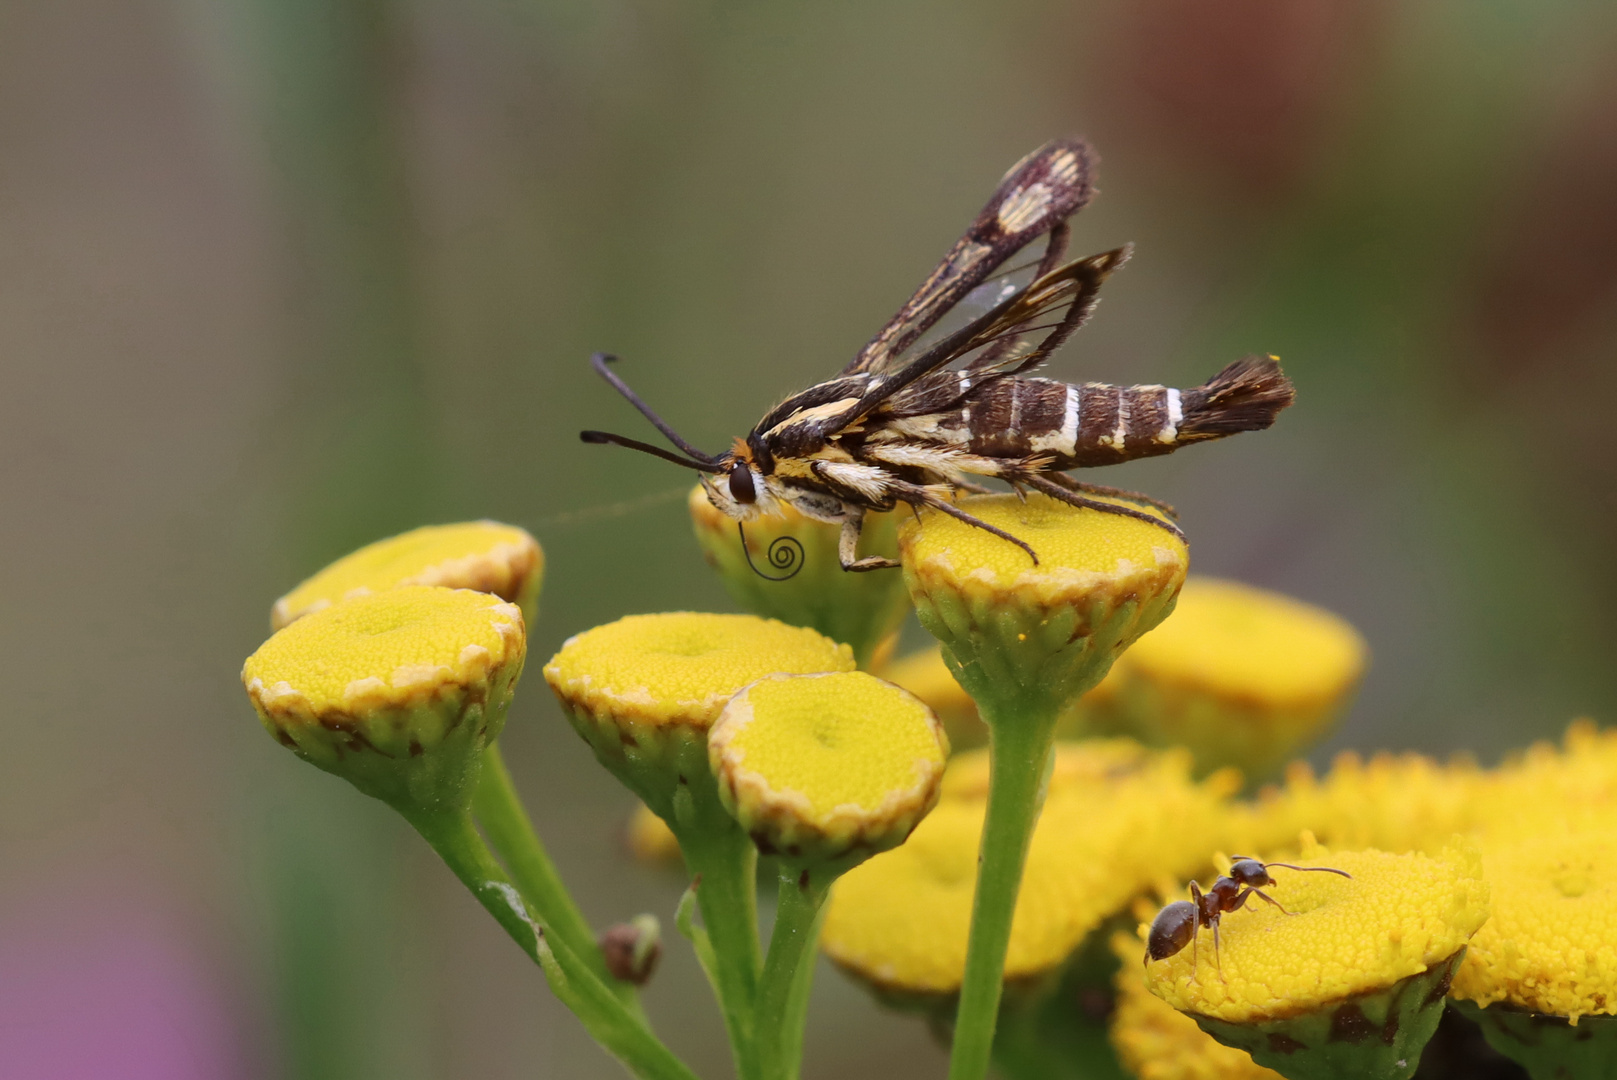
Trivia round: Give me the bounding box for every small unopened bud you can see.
[599,915,662,986]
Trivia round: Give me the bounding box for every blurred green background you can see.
[2,1,1614,1077]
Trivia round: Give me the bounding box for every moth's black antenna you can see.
[737,523,804,581]
[591,352,718,464]
[580,431,725,473]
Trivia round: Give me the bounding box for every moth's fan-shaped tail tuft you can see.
[1179,355,1294,438]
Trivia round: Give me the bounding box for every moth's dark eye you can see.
[728,461,756,504]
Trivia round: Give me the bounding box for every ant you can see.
[1146,856,1351,978]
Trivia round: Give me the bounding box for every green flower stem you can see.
[677,820,764,1080]
[756,867,833,1080]
[403,807,698,1080]
[472,744,636,1006]
[947,698,1063,1080]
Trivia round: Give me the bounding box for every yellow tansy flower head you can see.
[1145,840,1488,1080]
[1477,720,1617,844]
[821,740,1233,996]
[272,521,543,629]
[708,672,947,870]
[1452,829,1617,1021]
[899,492,1187,722]
[1093,577,1366,779]
[243,586,526,813]
[1109,933,1282,1080]
[543,613,854,822]
[1231,751,1485,859]
[689,484,910,667]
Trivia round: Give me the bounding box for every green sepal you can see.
[279,658,522,817]
[1453,999,1617,1080]
[1189,949,1464,1080]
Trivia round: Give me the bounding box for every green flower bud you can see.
[599,915,663,987]
[899,492,1187,724]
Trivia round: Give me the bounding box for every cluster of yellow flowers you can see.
[240,501,1617,1080]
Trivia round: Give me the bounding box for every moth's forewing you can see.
[841,140,1096,378]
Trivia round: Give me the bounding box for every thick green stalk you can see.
[472,744,637,1006]
[678,821,764,1080]
[947,701,1061,1080]
[756,868,832,1080]
[403,808,697,1080]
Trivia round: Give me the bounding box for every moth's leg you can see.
[1041,471,1179,520]
[839,508,900,572]
[889,480,1038,565]
[1021,472,1188,544]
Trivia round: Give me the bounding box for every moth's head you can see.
[702,439,784,522]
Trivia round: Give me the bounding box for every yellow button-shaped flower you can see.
[1452,830,1617,1022]
[1094,578,1365,778]
[878,645,985,749]
[243,586,525,812]
[544,612,855,824]
[545,613,853,730]
[272,521,542,629]
[709,672,947,867]
[1146,843,1489,1023]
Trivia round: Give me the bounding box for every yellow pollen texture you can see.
[272,521,540,628]
[900,492,1186,594]
[1122,577,1365,706]
[718,672,945,820]
[1145,843,1489,1023]
[243,586,523,715]
[543,613,853,727]
[1452,830,1617,1021]
[1233,751,1486,859]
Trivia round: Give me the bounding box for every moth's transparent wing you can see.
[839,139,1095,378]
[871,247,1132,418]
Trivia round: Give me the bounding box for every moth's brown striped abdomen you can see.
[961,377,1185,467]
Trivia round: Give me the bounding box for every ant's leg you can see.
[839,510,900,572]
[1249,888,1294,916]
[1189,881,1203,983]
[1212,916,1224,978]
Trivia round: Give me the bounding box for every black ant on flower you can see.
[1145,856,1351,978]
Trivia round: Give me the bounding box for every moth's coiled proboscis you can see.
[737,523,805,582]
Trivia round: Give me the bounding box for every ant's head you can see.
[1230,856,1353,887]
[1228,857,1274,888]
